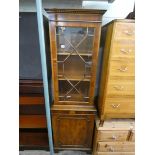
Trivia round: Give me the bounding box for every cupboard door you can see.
[56,27,94,103]
[50,22,101,104]
[52,113,95,149]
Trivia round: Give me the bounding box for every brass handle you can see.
[124,30,134,35]
[109,146,114,152]
[111,135,117,140]
[111,104,120,108]
[114,85,124,91]
[120,48,132,54]
[118,66,128,72]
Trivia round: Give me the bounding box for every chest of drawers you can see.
[98,20,135,120]
[93,119,135,155]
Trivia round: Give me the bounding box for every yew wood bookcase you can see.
[46,9,105,152]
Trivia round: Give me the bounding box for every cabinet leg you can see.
[99,120,104,127]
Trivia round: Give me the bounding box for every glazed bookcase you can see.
[46,9,105,151]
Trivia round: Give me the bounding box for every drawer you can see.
[104,98,134,114]
[97,119,135,131]
[20,104,46,115]
[107,80,134,96]
[97,142,135,152]
[105,96,134,104]
[19,115,47,129]
[105,98,135,114]
[96,152,135,155]
[111,40,135,59]
[19,96,45,105]
[109,59,134,77]
[114,22,135,40]
[19,129,49,147]
[19,80,44,95]
[97,130,129,142]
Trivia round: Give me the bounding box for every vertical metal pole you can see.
[35,0,54,155]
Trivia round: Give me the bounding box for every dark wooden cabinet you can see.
[19,12,51,150]
[46,9,105,151]
[19,95,49,150]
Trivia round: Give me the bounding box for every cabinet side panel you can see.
[89,24,102,104]
[98,23,114,120]
[49,22,59,103]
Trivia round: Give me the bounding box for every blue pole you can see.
[35,0,54,155]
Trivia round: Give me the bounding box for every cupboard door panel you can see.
[52,112,95,149]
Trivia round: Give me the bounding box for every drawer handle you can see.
[124,30,134,35]
[109,146,114,152]
[118,66,128,72]
[111,135,117,140]
[111,104,120,108]
[114,85,124,91]
[120,48,132,54]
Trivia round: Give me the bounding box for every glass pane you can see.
[59,80,90,102]
[56,27,94,54]
[57,55,92,79]
[56,26,95,102]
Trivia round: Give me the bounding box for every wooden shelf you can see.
[58,74,91,81]
[57,52,92,56]
[59,94,89,101]
[58,76,91,81]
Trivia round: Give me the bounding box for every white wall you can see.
[102,0,135,25]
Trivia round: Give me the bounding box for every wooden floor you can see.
[19,150,90,155]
